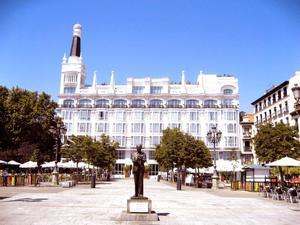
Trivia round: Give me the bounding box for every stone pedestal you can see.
[127,197,151,213]
[120,197,158,221]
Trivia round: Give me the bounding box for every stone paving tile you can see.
[0,179,299,225]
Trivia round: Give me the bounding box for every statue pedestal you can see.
[120,197,158,221]
[127,197,151,213]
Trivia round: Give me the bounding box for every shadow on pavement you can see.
[4,198,48,203]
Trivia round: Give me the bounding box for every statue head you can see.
[136,144,142,153]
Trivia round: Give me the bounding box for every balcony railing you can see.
[95,104,110,108]
[60,104,75,108]
[112,104,128,108]
[149,104,164,108]
[203,105,218,108]
[185,104,200,108]
[243,146,252,152]
[220,104,237,108]
[77,104,93,108]
[130,104,146,108]
[166,104,183,108]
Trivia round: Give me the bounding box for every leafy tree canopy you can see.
[253,123,300,163]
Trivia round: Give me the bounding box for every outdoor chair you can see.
[273,187,284,200]
[286,188,298,203]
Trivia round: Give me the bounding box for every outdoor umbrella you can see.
[41,161,64,168]
[0,160,7,164]
[20,161,38,168]
[7,160,21,166]
[266,156,300,167]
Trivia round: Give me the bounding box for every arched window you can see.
[63,99,74,107]
[95,99,109,108]
[223,89,233,95]
[78,99,92,107]
[131,99,145,108]
[149,99,163,108]
[204,99,217,107]
[113,99,127,108]
[185,99,199,108]
[167,99,181,108]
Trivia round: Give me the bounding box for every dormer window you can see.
[223,89,233,95]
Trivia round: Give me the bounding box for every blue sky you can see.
[1,0,300,112]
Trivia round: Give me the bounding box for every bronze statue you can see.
[131,144,146,198]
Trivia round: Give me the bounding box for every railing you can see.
[203,105,218,108]
[77,104,93,108]
[149,105,164,108]
[111,105,128,108]
[95,104,110,108]
[60,104,75,108]
[130,104,146,108]
[243,146,252,152]
[220,105,237,108]
[166,105,183,108]
[185,105,200,108]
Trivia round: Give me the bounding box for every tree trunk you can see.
[278,166,284,183]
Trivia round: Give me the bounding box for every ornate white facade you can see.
[57,24,241,177]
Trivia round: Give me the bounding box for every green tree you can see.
[0,86,58,164]
[155,128,212,186]
[253,123,300,180]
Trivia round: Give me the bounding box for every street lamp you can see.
[291,84,300,134]
[207,126,222,189]
[49,118,67,185]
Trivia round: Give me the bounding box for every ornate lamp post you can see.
[49,119,67,185]
[207,126,222,189]
[291,84,300,135]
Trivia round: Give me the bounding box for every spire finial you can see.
[73,24,82,38]
[181,70,186,85]
[62,53,67,63]
[92,71,97,88]
[110,70,115,87]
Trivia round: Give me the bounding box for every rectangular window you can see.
[113,136,126,147]
[79,110,91,120]
[117,150,126,159]
[225,136,237,147]
[131,136,144,146]
[132,86,144,94]
[150,136,161,146]
[131,123,144,133]
[97,111,107,120]
[224,112,236,120]
[65,122,73,133]
[64,87,76,94]
[77,123,91,133]
[170,112,181,121]
[149,151,155,160]
[61,110,73,120]
[115,112,126,121]
[113,164,124,175]
[95,123,109,133]
[150,123,162,133]
[168,123,181,129]
[150,112,162,121]
[150,86,163,94]
[208,112,218,121]
[188,123,200,134]
[132,112,144,121]
[113,123,126,133]
[189,112,198,121]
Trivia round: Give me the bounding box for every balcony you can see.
[77,104,93,108]
[59,104,75,108]
[112,104,128,108]
[243,146,252,152]
[149,104,164,108]
[185,104,200,108]
[220,104,237,108]
[166,104,182,108]
[95,104,110,108]
[203,104,218,108]
[130,104,146,108]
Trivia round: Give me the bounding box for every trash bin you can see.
[91,174,96,188]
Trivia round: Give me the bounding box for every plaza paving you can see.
[0,179,299,225]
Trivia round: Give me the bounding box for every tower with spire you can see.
[59,24,86,95]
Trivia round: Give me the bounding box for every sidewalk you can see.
[0,179,299,225]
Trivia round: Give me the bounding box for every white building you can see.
[251,72,300,135]
[57,24,241,177]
